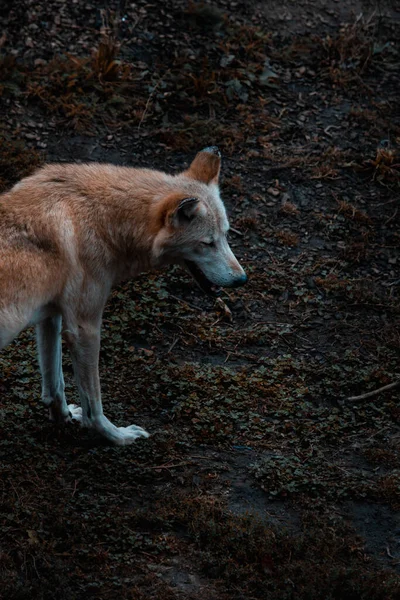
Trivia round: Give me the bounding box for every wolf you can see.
[0,146,247,445]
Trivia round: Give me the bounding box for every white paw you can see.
[108,424,150,446]
[92,416,150,446]
[67,404,83,422]
[117,424,150,438]
[49,402,76,423]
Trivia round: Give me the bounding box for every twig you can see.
[167,337,179,353]
[386,545,395,559]
[138,73,169,130]
[230,226,243,236]
[290,252,305,269]
[347,379,400,402]
[71,479,79,497]
[384,207,398,226]
[324,125,341,137]
[147,461,192,470]
[168,294,204,312]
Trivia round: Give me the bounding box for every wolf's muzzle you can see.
[229,273,248,288]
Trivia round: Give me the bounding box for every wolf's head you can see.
[152,147,247,296]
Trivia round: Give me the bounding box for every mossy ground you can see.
[0,1,399,598]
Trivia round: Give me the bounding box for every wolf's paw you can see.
[115,424,150,444]
[67,404,83,422]
[49,402,79,423]
[92,416,150,446]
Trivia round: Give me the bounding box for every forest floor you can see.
[0,1,400,598]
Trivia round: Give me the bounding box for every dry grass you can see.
[279,201,299,216]
[275,230,300,247]
[91,36,129,82]
[365,148,400,186]
[323,20,374,86]
[25,36,133,130]
[336,198,373,225]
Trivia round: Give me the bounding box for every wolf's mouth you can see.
[185,260,221,297]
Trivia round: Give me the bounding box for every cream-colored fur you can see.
[0,147,246,445]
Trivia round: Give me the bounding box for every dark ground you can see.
[1,1,400,598]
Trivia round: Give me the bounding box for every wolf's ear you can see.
[184,146,221,185]
[166,196,200,227]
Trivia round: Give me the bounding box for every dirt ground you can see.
[1,1,400,598]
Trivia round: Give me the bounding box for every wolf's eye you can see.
[201,240,215,247]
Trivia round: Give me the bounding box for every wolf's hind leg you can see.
[36,314,74,422]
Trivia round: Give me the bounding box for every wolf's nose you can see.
[231,272,248,288]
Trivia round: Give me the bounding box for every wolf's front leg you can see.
[63,320,149,446]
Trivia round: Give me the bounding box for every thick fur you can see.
[0,148,246,445]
